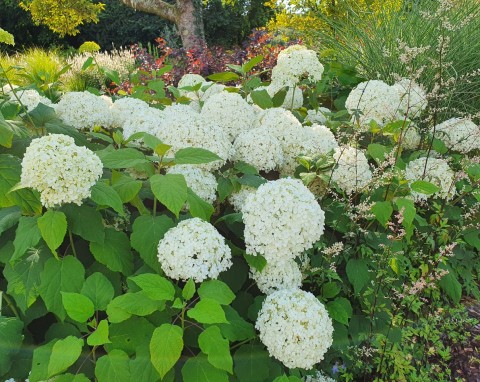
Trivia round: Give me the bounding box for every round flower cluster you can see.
[304,107,331,125]
[233,128,284,172]
[20,134,103,207]
[304,124,339,155]
[55,91,113,130]
[393,78,428,118]
[345,80,401,129]
[250,259,302,294]
[331,146,372,194]
[405,157,456,201]
[122,107,164,140]
[401,123,422,150]
[228,186,256,212]
[271,45,324,87]
[201,91,256,142]
[434,118,480,153]
[255,289,333,369]
[243,178,325,262]
[9,89,52,111]
[110,97,151,128]
[167,165,217,204]
[304,371,335,382]
[157,218,232,282]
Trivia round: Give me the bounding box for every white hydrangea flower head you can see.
[250,259,302,294]
[255,107,302,142]
[393,78,427,118]
[167,165,217,204]
[201,82,225,101]
[20,134,103,207]
[243,178,325,262]
[157,218,232,282]
[178,73,205,92]
[266,82,304,110]
[304,107,331,125]
[304,371,336,382]
[331,146,372,194]
[345,80,401,129]
[271,45,324,87]
[157,104,234,170]
[55,91,113,130]
[110,97,151,127]
[122,107,164,140]
[401,123,421,150]
[228,185,257,212]
[9,89,52,111]
[233,128,284,172]
[434,118,480,153]
[255,289,334,369]
[1,83,17,93]
[405,157,455,201]
[201,91,256,141]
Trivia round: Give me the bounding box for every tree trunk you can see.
[120,0,206,50]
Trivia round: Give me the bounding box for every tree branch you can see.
[120,0,177,23]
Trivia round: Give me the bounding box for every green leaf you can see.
[327,297,353,325]
[394,198,416,228]
[81,272,115,311]
[371,201,393,226]
[346,259,370,295]
[98,148,149,169]
[250,89,273,109]
[129,345,162,382]
[81,56,94,70]
[150,174,187,218]
[150,324,183,379]
[242,55,263,73]
[30,340,56,382]
[87,320,111,346]
[198,280,235,305]
[174,147,222,165]
[438,264,462,304]
[61,292,95,322]
[0,317,23,376]
[48,336,83,378]
[187,187,214,221]
[129,273,175,301]
[37,210,67,258]
[218,306,255,341]
[104,68,121,85]
[12,216,41,262]
[322,282,341,299]
[90,181,124,215]
[39,256,85,321]
[182,279,196,300]
[107,292,163,322]
[244,254,266,272]
[182,355,229,382]
[50,373,90,382]
[90,229,133,275]
[61,204,105,243]
[233,343,270,382]
[111,171,142,203]
[95,350,131,382]
[271,88,287,108]
[234,161,259,175]
[217,178,234,202]
[207,72,240,82]
[198,326,233,373]
[410,180,440,195]
[147,80,165,96]
[0,123,13,147]
[0,205,21,235]
[106,317,155,355]
[367,143,389,163]
[187,298,228,324]
[131,215,175,271]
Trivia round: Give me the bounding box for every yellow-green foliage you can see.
[20,0,105,37]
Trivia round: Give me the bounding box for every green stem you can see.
[68,229,78,258]
[2,293,20,319]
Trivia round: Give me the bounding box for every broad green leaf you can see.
[95,350,131,382]
[129,345,162,382]
[217,177,234,202]
[182,279,196,300]
[187,298,228,324]
[174,147,222,165]
[111,171,142,203]
[107,292,163,322]
[39,256,85,321]
[198,326,233,373]
[0,123,14,147]
[61,204,105,244]
[90,182,124,215]
[438,264,462,304]
[0,205,20,235]
[198,280,235,305]
[242,55,263,73]
[48,336,83,378]
[250,89,273,109]
[81,272,115,311]
[322,282,341,299]
[131,215,175,270]
[237,174,266,188]
[218,306,255,342]
[37,210,67,257]
[12,216,41,263]
[371,201,393,226]
[273,376,302,382]
[103,68,121,85]
[326,297,353,325]
[90,229,133,275]
[50,374,90,382]
[410,180,440,195]
[187,187,214,221]
[106,317,155,355]
[148,80,165,96]
[207,72,240,82]
[244,254,266,272]
[97,148,149,169]
[0,317,23,376]
[346,259,370,295]
[233,344,270,382]
[182,355,229,382]
[87,320,111,346]
[129,273,175,301]
[82,56,94,70]
[150,324,183,379]
[61,292,95,322]
[150,174,187,218]
[367,143,389,163]
[30,339,56,382]
[394,198,416,228]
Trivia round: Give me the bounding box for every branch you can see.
[120,0,177,23]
